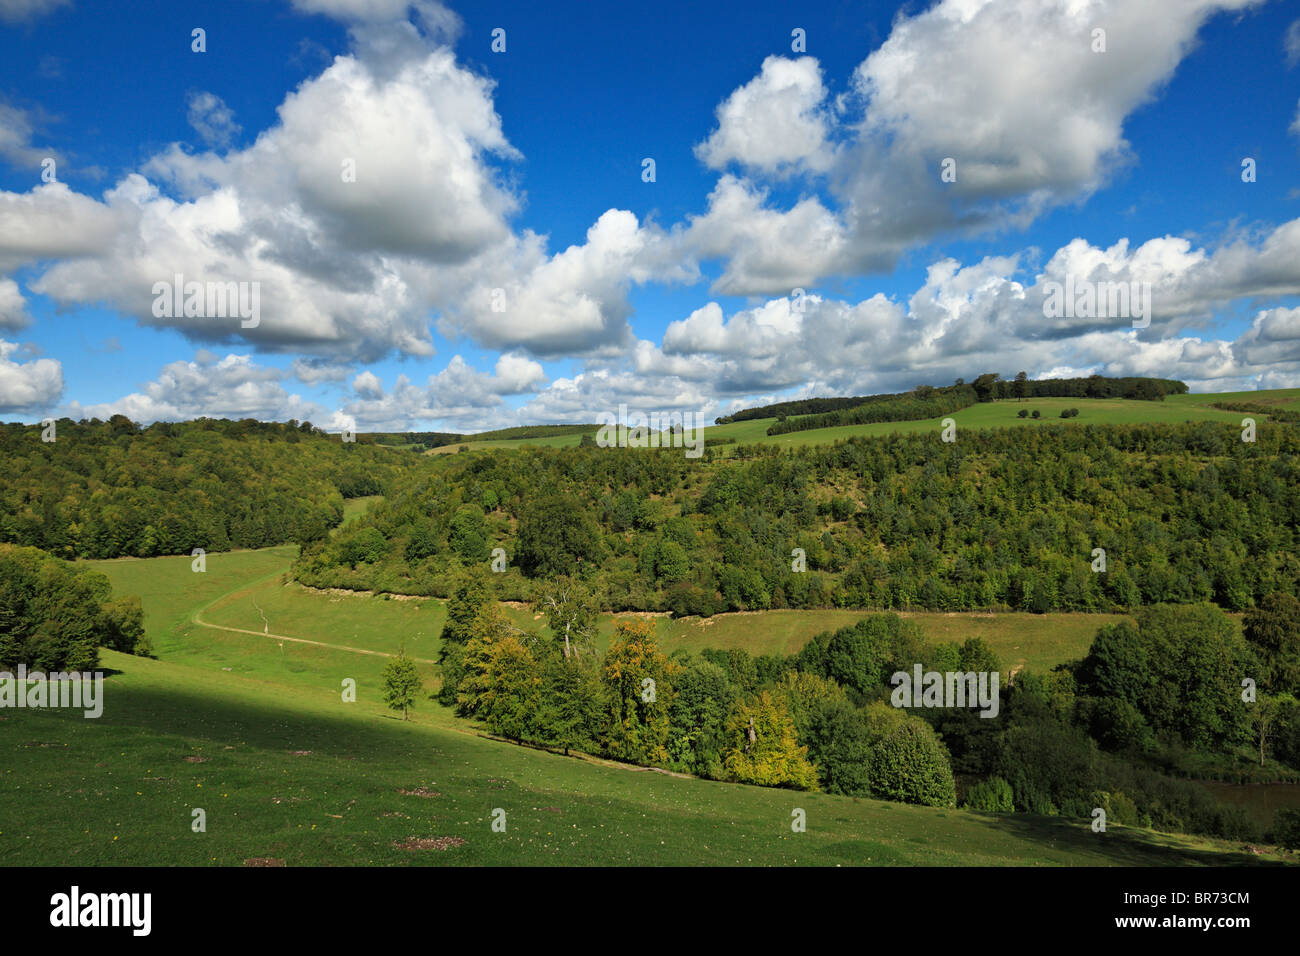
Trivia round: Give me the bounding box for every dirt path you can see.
[191,610,439,664]
[188,560,438,665]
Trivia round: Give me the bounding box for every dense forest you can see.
[0,544,149,669]
[427,571,1300,844]
[296,421,1300,615]
[0,417,412,559]
[716,373,1188,430]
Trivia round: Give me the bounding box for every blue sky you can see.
[1,0,1299,431]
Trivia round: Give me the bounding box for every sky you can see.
[1,0,1299,432]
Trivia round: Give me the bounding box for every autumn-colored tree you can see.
[602,617,678,765]
[723,690,819,791]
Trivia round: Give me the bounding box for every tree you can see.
[535,576,599,659]
[1013,371,1028,402]
[1250,693,1297,767]
[971,373,1001,403]
[435,570,493,705]
[515,492,604,578]
[457,628,541,740]
[382,647,423,720]
[448,504,489,561]
[778,671,870,795]
[863,704,957,807]
[667,655,737,777]
[602,617,677,764]
[723,690,819,790]
[1244,593,1300,693]
[536,655,608,755]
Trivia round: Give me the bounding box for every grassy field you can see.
[38,499,1280,867]
[2,648,1288,866]
[426,388,1300,455]
[92,545,1112,685]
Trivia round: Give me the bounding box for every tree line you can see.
[0,416,412,559]
[715,374,1187,429]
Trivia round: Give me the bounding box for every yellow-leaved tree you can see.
[723,690,819,790]
[602,617,678,765]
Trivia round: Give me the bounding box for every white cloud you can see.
[333,353,547,430]
[444,209,693,355]
[66,353,323,424]
[0,182,133,272]
[0,339,61,414]
[1286,18,1300,67]
[685,175,847,295]
[695,56,834,176]
[641,215,1300,403]
[686,0,1264,295]
[13,42,522,360]
[0,278,29,329]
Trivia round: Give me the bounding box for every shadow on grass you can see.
[26,676,1292,867]
[969,810,1289,866]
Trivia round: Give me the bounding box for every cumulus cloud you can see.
[0,182,133,271]
[333,353,548,430]
[685,175,847,295]
[0,339,62,414]
[66,352,324,424]
[0,278,29,329]
[5,18,687,365]
[444,209,694,355]
[11,41,522,360]
[685,0,1264,294]
[642,215,1300,404]
[695,56,834,176]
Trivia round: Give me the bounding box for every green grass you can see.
[647,610,1116,675]
[48,547,1285,866]
[110,548,1107,679]
[90,546,1114,686]
[341,495,383,525]
[426,389,1298,455]
[2,649,1288,866]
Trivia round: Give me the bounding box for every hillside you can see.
[4,541,1289,868]
[300,419,1300,616]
